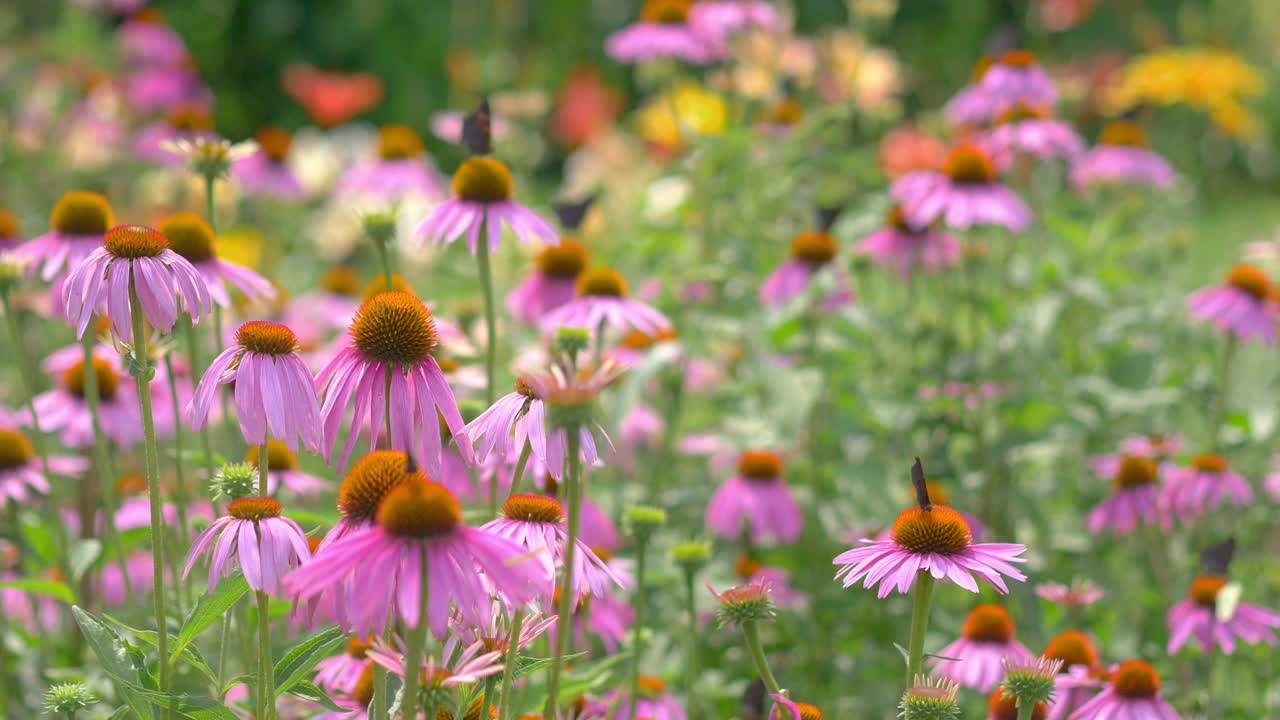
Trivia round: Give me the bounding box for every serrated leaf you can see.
[273,625,346,696]
[71,606,156,719]
[288,680,345,711]
[0,577,75,603]
[171,575,250,664]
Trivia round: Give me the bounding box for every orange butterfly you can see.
[281,64,384,128]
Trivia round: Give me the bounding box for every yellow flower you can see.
[1108,48,1264,137]
[635,83,727,149]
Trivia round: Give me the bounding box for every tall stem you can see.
[741,620,780,694]
[1016,699,1036,720]
[682,568,698,711]
[256,590,274,720]
[507,439,532,499]
[905,572,936,687]
[373,235,395,291]
[79,333,130,596]
[544,432,582,718]
[478,676,496,720]
[626,538,650,720]
[497,608,525,720]
[476,232,497,406]
[1209,335,1236,452]
[129,282,170,715]
[402,547,429,720]
[183,322,217,500]
[164,355,190,609]
[215,612,231,690]
[257,442,269,496]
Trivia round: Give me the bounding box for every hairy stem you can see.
[544,432,582,718]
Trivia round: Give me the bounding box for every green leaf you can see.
[69,538,103,582]
[273,625,346,696]
[103,614,217,687]
[71,606,155,720]
[0,577,75,603]
[514,650,586,679]
[288,680,345,711]
[171,575,250,664]
[105,706,133,720]
[19,515,57,564]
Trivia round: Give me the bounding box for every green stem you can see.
[256,590,274,720]
[591,318,607,371]
[215,612,231,690]
[164,355,190,610]
[905,572,936,688]
[129,282,170,717]
[478,676,495,720]
[545,432,582,718]
[79,333,130,597]
[497,608,525,720]
[370,608,392,720]
[682,567,698,711]
[1017,698,1036,720]
[257,442,269,496]
[507,439,532,499]
[204,175,217,232]
[626,538,650,720]
[183,322,218,502]
[373,234,395,291]
[1209,335,1236,452]
[476,232,497,406]
[742,620,780,694]
[402,548,429,720]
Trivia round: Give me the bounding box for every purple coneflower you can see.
[944,57,997,127]
[367,636,504,687]
[929,604,1031,691]
[96,552,164,607]
[761,222,855,311]
[507,239,591,325]
[542,266,672,336]
[1186,263,1276,345]
[605,0,718,65]
[688,1,781,52]
[133,103,216,166]
[20,190,114,281]
[314,635,374,694]
[312,660,375,720]
[182,495,311,594]
[1036,579,1104,608]
[1086,455,1167,535]
[1071,121,1174,191]
[158,212,275,307]
[1070,660,1180,720]
[246,440,329,497]
[1042,631,1103,720]
[982,104,1084,163]
[1121,434,1184,459]
[735,552,807,609]
[706,450,803,545]
[335,124,445,203]
[858,206,960,279]
[315,291,465,474]
[431,109,512,145]
[768,695,824,720]
[521,360,625,475]
[607,675,687,720]
[1168,575,1280,655]
[978,50,1057,114]
[118,9,187,66]
[231,127,306,199]
[34,346,141,448]
[0,209,19,249]
[292,265,364,333]
[892,144,1032,231]
[1163,453,1253,523]
[0,422,87,506]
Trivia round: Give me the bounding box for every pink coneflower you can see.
[284,476,548,637]
[1071,121,1174,191]
[735,552,808,609]
[1186,264,1276,345]
[0,422,87,506]
[20,190,114,281]
[318,450,420,554]
[944,57,997,127]
[542,266,671,336]
[95,552,163,606]
[617,401,664,469]
[978,50,1057,114]
[605,0,718,65]
[133,104,217,166]
[1167,575,1280,654]
[430,110,511,145]
[1070,660,1180,719]
[246,440,329,497]
[706,450,803,545]
[858,206,960,278]
[929,604,1031,692]
[313,660,375,719]
[292,265,364,333]
[1042,631,1103,720]
[768,696,824,720]
[688,1,781,52]
[1117,434,1184,460]
[892,144,1032,231]
[124,64,207,114]
[834,463,1027,597]
[507,239,591,325]
[335,124,445,203]
[231,127,305,199]
[982,104,1084,163]
[1163,453,1253,523]
[1036,579,1104,608]
[0,209,20,248]
[158,212,275,307]
[607,675,687,720]
[183,496,310,594]
[481,493,623,607]
[1086,455,1166,535]
[521,360,625,474]
[315,291,465,475]
[34,347,142,448]
[314,635,375,693]
[367,636,504,687]
[761,222,855,311]
[118,9,187,66]
[62,224,211,341]
[190,320,321,452]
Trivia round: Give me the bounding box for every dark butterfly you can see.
[1201,538,1235,576]
[817,205,842,232]
[911,457,932,510]
[553,194,596,230]
[462,98,493,156]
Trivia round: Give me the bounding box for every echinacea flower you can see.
[688,1,781,53]
[366,637,505,704]
[1069,660,1180,720]
[315,291,465,475]
[182,495,311,594]
[312,660,375,720]
[158,212,274,307]
[541,266,671,336]
[1121,434,1185,459]
[929,604,1032,692]
[335,124,446,203]
[231,127,305,199]
[62,224,211,341]
[20,190,114,281]
[1167,575,1280,654]
[1070,121,1174,192]
[899,675,962,720]
[988,688,1047,720]
[0,209,20,249]
[0,422,87,506]
[768,695,825,720]
[1042,631,1104,720]
[507,239,591,325]
[293,265,364,332]
[858,206,960,279]
[606,675,687,720]
[706,450,803,545]
[34,347,142,448]
[605,0,718,65]
[1186,264,1276,345]
[133,103,217,166]
[321,450,419,550]
[118,9,187,66]
[1086,455,1167,535]
[978,50,1057,114]
[761,224,854,311]
[892,144,1032,231]
[735,552,808,609]
[314,635,375,694]
[982,104,1085,163]
[95,552,163,606]
[1036,580,1104,608]
[943,57,997,127]
[481,494,623,607]
[521,359,625,475]
[1162,453,1253,523]
[834,462,1027,597]
[245,440,329,497]
[284,476,548,637]
[190,320,322,452]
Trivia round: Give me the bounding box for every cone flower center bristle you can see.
[1099,121,1149,148]
[1189,575,1227,607]
[0,209,17,238]
[115,472,148,496]
[1044,630,1098,669]
[1112,456,1157,489]
[988,690,1045,720]
[158,212,217,262]
[737,450,783,480]
[962,604,1015,642]
[350,291,438,366]
[636,675,667,696]
[536,239,590,277]
[50,191,114,236]
[166,105,213,132]
[322,265,361,296]
[346,634,373,658]
[944,145,996,185]
[235,321,298,356]
[339,450,422,521]
[1226,264,1270,300]
[245,439,298,471]
[789,230,837,266]
[377,124,424,160]
[452,156,514,202]
[514,377,540,399]
[502,493,565,523]
[227,496,283,521]
[996,102,1049,124]
[891,505,972,554]
[1111,660,1160,699]
[622,326,677,351]
[576,267,629,297]
[377,478,461,537]
[887,205,919,233]
[591,545,613,562]
[970,55,993,81]
[735,551,763,579]
[0,429,35,470]
[1190,453,1228,474]
[793,702,824,720]
[999,49,1038,67]
[641,0,692,24]
[255,127,293,163]
[361,273,416,302]
[64,357,120,401]
[353,661,376,707]
[103,225,168,259]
